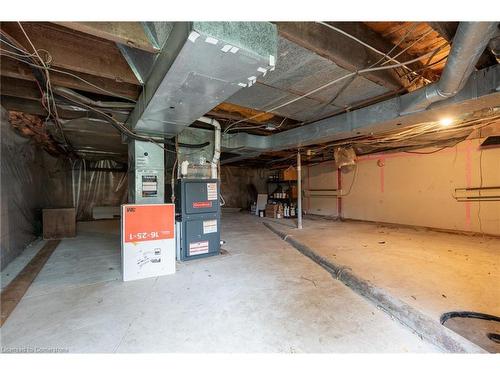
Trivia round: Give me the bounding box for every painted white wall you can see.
[301,136,500,236]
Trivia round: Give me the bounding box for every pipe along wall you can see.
[303,134,500,236]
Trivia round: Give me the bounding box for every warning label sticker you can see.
[207,183,217,201]
[203,219,217,234]
[189,241,209,255]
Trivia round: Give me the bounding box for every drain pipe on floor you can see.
[297,149,303,229]
[198,116,221,179]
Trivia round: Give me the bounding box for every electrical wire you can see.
[223,48,442,135]
[228,116,288,133]
[14,22,71,148]
[339,164,358,197]
[1,32,211,155]
[0,48,136,102]
[238,25,419,131]
[316,22,432,84]
[307,24,419,123]
[54,92,209,151]
[266,112,500,168]
[379,28,435,67]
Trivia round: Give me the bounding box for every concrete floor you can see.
[1,213,438,353]
[266,216,500,322]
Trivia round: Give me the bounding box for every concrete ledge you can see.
[263,221,486,353]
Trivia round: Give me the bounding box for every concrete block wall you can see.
[301,135,500,236]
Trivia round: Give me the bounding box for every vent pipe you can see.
[198,116,221,179]
[401,22,498,114]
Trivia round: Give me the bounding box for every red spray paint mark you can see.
[379,158,385,194]
[464,140,473,230]
[337,168,342,218]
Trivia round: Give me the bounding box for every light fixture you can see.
[439,118,454,127]
[264,123,277,131]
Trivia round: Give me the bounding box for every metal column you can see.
[297,150,303,229]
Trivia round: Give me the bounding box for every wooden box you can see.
[43,208,76,239]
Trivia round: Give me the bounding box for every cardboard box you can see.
[282,166,297,181]
[265,204,278,218]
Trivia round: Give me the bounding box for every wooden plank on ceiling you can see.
[211,102,275,123]
[1,56,140,100]
[276,22,410,92]
[1,22,139,85]
[53,22,158,53]
[1,75,41,101]
[364,22,450,79]
[0,95,93,119]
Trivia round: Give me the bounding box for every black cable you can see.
[53,91,210,149]
[440,311,500,325]
[1,39,209,150]
[487,333,500,344]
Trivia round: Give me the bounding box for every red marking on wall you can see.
[379,157,385,193]
[464,140,473,230]
[337,168,342,218]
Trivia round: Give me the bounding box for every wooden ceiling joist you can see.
[1,22,139,85]
[1,56,140,100]
[53,22,158,53]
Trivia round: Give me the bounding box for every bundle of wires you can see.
[0,22,209,155]
[222,22,450,135]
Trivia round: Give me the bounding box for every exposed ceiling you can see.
[1,21,498,165]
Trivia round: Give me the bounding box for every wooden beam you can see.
[211,102,276,123]
[53,22,158,53]
[1,22,139,85]
[1,56,140,100]
[1,75,41,100]
[0,95,91,119]
[427,22,459,42]
[276,22,425,91]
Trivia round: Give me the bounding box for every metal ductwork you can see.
[401,22,498,114]
[217,63,500,161]
[126,22,278,137]
[217,22,499,162]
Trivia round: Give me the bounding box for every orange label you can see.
[123,204,174,243]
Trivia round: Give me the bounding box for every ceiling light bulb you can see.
[439,118,453,127]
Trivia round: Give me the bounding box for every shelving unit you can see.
[266,178,297,218]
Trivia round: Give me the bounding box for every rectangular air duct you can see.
[126,22,278,137]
